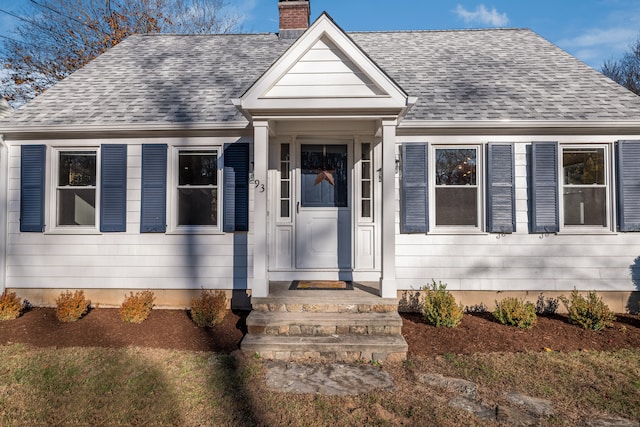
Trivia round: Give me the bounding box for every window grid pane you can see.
[280,144,291,218]
[57,151,97,226]
[361,143,372,218]
[177,150,218,226]
[562,147,607,227]
[434,147,478,227]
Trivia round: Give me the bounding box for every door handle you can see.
[296,202,300,214]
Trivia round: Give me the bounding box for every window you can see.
[434,147,479,227]
[280,144,291,218]
[361,142,372,218]
[57,150,97,226]
[562,146,608,228]
[177,150,218,227]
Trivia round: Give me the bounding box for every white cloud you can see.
[454,4,509,27]
[557,27,638,66]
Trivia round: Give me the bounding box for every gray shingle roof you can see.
[3,28,640,128]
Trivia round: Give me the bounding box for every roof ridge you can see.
[348,27,531,34]
[130,28,531,38]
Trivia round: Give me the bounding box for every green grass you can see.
[0,344,639,426]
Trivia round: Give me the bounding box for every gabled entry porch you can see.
[234,13,413,360]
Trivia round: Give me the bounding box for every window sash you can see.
[360,142,372,219]
[560,145,609,228]
[55,150,98,227]
[279,143,291,219]
[174,148,219,229]
[432,145,481,229]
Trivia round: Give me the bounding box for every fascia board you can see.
[0,121,251,139]
[398,120,640,136]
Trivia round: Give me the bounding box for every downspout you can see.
[0,134,7,293]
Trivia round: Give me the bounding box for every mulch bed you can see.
[1,307,640,356]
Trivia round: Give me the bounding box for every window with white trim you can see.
[360,142,372,218]
[280,143,291,218]
[176,149,219,227]
[433,146,480,228]
[561,145,609,228]
[56,150,97,227]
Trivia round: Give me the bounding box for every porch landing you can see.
[241,282,408,363]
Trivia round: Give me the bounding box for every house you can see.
[1,0,640,360]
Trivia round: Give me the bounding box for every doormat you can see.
[289,280,353,290]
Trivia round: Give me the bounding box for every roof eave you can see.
[0,121,252,139]
[399,119,640,135]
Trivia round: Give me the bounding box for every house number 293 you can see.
[254,180,265,193]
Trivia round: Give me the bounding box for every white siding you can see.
[395,138,640,293]
[5,138,253,291]
[264,37,386,98]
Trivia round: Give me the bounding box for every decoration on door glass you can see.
[313,169,336,186]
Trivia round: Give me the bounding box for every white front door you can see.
[295,143,351,269]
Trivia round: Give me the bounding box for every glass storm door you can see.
[296,144,351,269]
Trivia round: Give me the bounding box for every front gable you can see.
[237,13,410,117]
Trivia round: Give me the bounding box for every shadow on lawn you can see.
[6,347,184,425]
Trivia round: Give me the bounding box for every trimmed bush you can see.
[0,290,24,321]
[119,290,155,324]
[493,297,537,329]
[421,280,464,328]
[561,289,615,331]
[535,293,560,315]
[190,289,227,327]
[55,290,91,322]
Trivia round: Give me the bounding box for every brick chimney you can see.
[278,0,310,39]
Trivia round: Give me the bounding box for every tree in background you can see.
[1,0,243,106]
[602,34,640,96]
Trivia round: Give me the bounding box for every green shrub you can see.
[421,280,463,328]
[561,289,615,331]
[190,289,227,327]
[535,293,560,315]
[119,290,155,324]
[55,290,91,322]
[493,297,537,329]
[0,290,24,321]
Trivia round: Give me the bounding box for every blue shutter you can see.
[100,144,127,232]
[530,142,559,233]
[400,143,429,234]
[223,143,249,232]
[487,143,515,233]
[140,144,167,233]
[20,145,46,232]
[617,140,640,231]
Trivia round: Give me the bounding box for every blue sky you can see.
[1,0,640,69]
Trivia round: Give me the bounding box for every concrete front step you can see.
[241,334,408,363]
[246,311,403,336]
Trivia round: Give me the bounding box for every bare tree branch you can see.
[1,0,244,106]
[601,33,640,96]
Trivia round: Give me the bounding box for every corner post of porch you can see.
[380,119,397,299]
[252,121,270,298]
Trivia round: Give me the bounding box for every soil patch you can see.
[0,307,246,352]
[1,308,640,355]
[403,312,640,356]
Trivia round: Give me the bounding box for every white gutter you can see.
[0,121,252,136]
[399,119,640,129]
